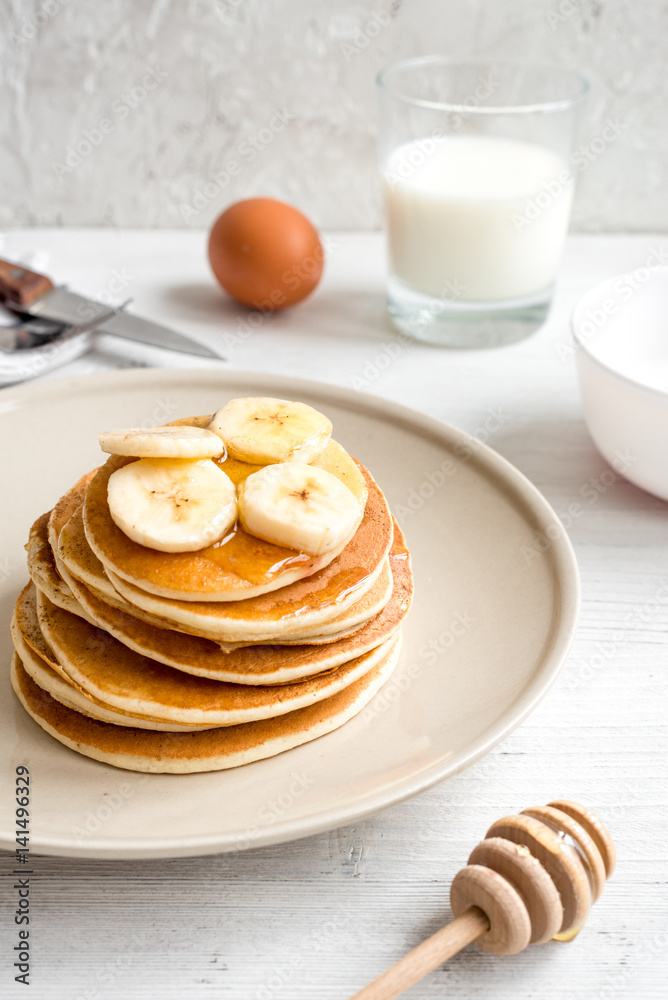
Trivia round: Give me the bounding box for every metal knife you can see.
[0,258,221,360]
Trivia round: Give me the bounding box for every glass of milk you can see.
[376,58,588,347]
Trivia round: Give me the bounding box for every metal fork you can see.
[0,303,123,386]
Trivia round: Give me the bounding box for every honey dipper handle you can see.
[349,907,488,1000]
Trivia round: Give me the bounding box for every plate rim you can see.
[0,367,580,859]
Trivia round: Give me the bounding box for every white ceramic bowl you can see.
[572,266,668,502]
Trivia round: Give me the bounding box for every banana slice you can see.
[238,462,361,556]
[209,397,332,464]
[99,426,225,460]
[107,458,237,553]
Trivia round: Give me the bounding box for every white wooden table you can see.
[1,230,667,1000]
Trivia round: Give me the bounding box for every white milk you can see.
[384,134,573,303]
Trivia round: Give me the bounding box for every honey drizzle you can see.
[102,417,374,600]
[534,818,596,944]
[203,522,314,586]
[276,567,369,618]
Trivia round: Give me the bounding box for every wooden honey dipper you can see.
[350,800,615,1000]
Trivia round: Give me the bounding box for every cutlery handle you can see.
[0,258,54,306]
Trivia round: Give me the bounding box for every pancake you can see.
[26,584,400,726]
[48,470,96,551]
[61,557,376,650]
[107,560,392,644]
[60,504,394,643]
[83,437,372,602]
[10,404,413,774]
[26,512,97,624]
[28,470,96,623]
[11,642,400,772]
[58,526,413,683]
[27,512,75,607]
[11,592,214,731]
[12,626,214,733]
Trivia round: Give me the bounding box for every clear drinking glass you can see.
[376,57,589,348]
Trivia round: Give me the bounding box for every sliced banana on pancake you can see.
[210,397,332,464]
[108,457,237,553]
[99,425,225,459]
[239,462,361,556]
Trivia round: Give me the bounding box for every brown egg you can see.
[208,198,324,310]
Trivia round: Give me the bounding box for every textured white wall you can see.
[1,0,666,231]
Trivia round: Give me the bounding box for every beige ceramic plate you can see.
[0,370,579,858]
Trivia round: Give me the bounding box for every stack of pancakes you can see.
[11,416,413,773]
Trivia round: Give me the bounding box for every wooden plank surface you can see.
[1,231,666,999]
